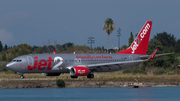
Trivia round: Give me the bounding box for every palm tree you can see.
[103,18,115,53]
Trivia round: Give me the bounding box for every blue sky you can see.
[0,0,179,48]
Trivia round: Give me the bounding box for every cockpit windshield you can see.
[12,60,22,62]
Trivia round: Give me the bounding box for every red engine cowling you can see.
[70,66,90,76]
[43,73,61,76]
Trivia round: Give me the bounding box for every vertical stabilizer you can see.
[53,50,56,54]
[117,21,152,55]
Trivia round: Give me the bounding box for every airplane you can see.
[6,21,172,79]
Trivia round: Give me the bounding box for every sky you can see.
[0,0,180,48]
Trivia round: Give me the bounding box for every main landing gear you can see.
[71,76,78,78]
[70,74,94,79]
[87,74,94,78]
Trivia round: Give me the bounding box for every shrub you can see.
[132,68,147,75]
[123,68,131,74]
[153,68,167,75]
[5,70,14,74]
[0,61,9,72]
[123,67,147,75]
[56,79,65,88]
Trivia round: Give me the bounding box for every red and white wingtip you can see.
[148,48,158,61]
[53,50,56,54]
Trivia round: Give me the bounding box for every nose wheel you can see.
[21,75,25,79]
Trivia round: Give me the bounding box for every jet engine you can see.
[70,66,90,76]
[42,73,61,76]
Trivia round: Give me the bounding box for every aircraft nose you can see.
[6,62,14,69]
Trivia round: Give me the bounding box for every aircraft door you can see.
[129,55,133,64]
[74,58,82,65]
[27,56,34,67]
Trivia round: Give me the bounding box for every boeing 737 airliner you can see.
[6,21,171,78]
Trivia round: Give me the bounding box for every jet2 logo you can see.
[131,23,150,54]
[131,38,141,54]
[27,56,63,70]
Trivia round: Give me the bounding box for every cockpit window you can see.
[13,60,17,62]
[12,60,22,62]
[17,60,22,62]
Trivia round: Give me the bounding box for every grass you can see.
[1,71,180,89]
[1,71,180,83]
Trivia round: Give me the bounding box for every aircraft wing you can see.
[87,48,159,69]
[139,53,174,60]
[87,60,144,68]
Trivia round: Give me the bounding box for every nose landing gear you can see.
[20,75,25,79]
[14,72,25,79]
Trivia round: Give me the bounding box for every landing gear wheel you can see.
[71,76,78,78]
[21,75,25,79]
[87,74,94,78]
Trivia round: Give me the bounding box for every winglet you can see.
[148,48,158,61]
[53,50,56,54]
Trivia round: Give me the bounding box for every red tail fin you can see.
[117,21,152,55]
[53,50,56,54]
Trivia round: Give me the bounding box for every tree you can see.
[94,46,101,52]
[34,48,42,54]
[145,33,175,68]
[128,32,134,46]
[62,42,74,51]
[102,46,104,51]
[1,52,6,61]
[0,41,2,52]
[11,44,33,57]
[147,38,163,54]
[135,33,138,37]
[154,32,176,48]
[4,44,8,50]
[121,45,128,50]
[175,39,180,53]
[66,45,89,53]
[103,18,115,53]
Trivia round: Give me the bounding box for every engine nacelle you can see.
[42,73,61,76]
[70,66,90,76]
